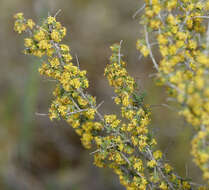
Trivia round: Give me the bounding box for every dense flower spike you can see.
[104,43,206,190]
[14,12,101,150]
[137,0,209,183]
[14,13,207,189]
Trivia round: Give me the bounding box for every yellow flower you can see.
[33,50,45,57]
[27,19,35,29]
[157,34,168,45]
[167,14,177,25]
[133,159,143,172]
[24,38,33,47]
[140,45,149,57]
[94,137,102,146]
[51,30,61,42]
[122,94,130,106]
[14,12,24,19]
[47,16,56,24]
[60,44,70,52]
[85,108,96,120]
[34,30,46,41]
[195,76,204,90]
[153,150,162,160]
[147,160,157,168]
[114,97,121,104]
[38,40,52,50]
[14,21,27,34]
[159,182,168,190]
[81,133,93,149]
[58,105,67,116]
[70,78,81,89]
[164,163,172,173]
[182,181,191,189]
[153,4,161,14]
[78,96,88,106]
[150,19,161,29]
[188,40,197,50]
[145,8,154,18]
[167,0,177,11]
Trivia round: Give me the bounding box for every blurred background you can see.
[0,0,206,189]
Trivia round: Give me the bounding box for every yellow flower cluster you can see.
[14,13,207,189]
[103,43,199,189]
[14,12,102,150]
[137,0,209,182]
[14,13,35,34]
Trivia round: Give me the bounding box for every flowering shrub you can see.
[136,0,209,184]
[14,2,208,189]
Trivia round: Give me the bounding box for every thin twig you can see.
[70,97,81,111]
[35,112,48,116]
[96,100,104,110]
[54,9,62,18]
[118,40,123,64]
[66,109,89,116]
[144,25,159,71]
[75,54,80,68]
[146,148,175,190]
[132,3,146,19]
